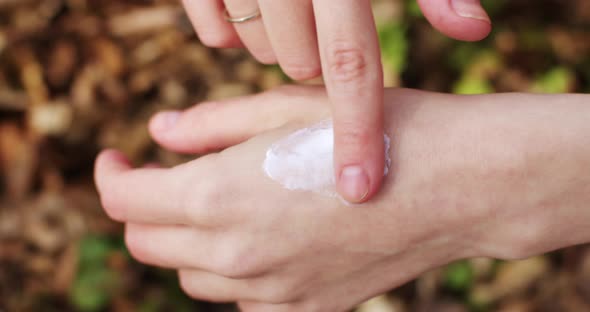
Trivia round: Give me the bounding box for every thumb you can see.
[417,0,492,42]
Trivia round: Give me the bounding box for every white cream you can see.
[263,120,391,198]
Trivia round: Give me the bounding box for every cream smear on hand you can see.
[263,120,391,199]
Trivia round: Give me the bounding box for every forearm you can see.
[477,93,590,257]
[375,90,590,261]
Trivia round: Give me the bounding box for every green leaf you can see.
[452,50,501,94]
[481,0,508,16]
[449,43,481,71]
[70,267,120,312]
[454,76,494,95]
[406,0,424,18]
[444,260,474,292]
[139,297,163,312]
[70,234,125,311]
[378,22,408,75]
[78,235,113,265]
[519,28,551,51]
[531,67,575,93]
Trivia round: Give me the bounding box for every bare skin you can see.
[180,0,492,203]
[95,87,590,312]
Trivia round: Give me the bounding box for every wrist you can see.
[454,93,590,259]
[377,90,487,261]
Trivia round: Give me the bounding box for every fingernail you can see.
[451,0,491,22]
[339,166,370,203]
[152,111,181,132]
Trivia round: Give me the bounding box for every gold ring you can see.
[223,8,261,23]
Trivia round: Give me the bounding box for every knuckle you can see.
[215,251,250,278]
[214,241,262,279]
[335,121,373,147]
[178,189,195,226]
[262,284,298,304]
[177,155,243,228]
[178,271,197,298]
[325,42,367,83]
[201,179,223,206]
[178,163,225,226]
[177,270,220,302]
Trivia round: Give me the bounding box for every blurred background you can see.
[0,0,589,311]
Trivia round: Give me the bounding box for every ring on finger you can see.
[223,8,261,23]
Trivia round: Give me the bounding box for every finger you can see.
[179,269,258,303]
[126,223,270,278]
[149,87,329,154]
[258,0,321,80]
[181,0,243,48]
[125,223,214,269]
[179,269,292,304]
[143,162,162,169]
[417,0,491,42]
[223,0,276,63]
[239,302,298,312]
[94,150,191,224]
[312,0,385,203]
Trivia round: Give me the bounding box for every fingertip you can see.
[94,150,131,188]
[335,129,386,204]
[149,111,181,142]
[338,165,370,203]
[94,150,132,221]
[449,0,490,23]
[418,0,492,42]
[337,162,386,204]
[442,19,492,42]
[95,149,132,176]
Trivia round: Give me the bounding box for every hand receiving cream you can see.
[263,120,391,201]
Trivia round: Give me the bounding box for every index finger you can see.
[312,0,385,203]
[94,150,192,225]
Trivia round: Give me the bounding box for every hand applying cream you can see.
[263,119,391,203]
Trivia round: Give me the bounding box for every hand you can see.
[183,0,491,202]
[183,0,383,203]
[95,87,590,311]
[181,0,492,203]
[182,0,492,62]
[95,87,472,311]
